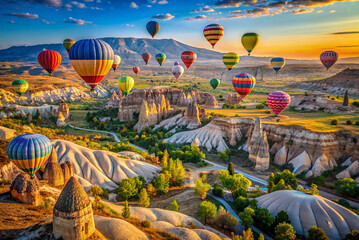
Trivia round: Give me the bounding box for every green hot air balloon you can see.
[12,79,29,96]
[210,78,220,90]
[117,76,134,96]
[155,53,166,66]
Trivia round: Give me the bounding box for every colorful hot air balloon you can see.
[63,39,75,53]
[210,78,220,90]
[181,51,197,69]
[223,52,240,71]
[146,21,160,38]
[271,57,285,74]
[142,52,151,65]
[172,65,184,81]
[320,51,338,70]
[155,53,166,66]
[112,55,121,71]
[12,79,28,96]
[7,133,52,177]
[203,23,224,49]
[241,33,259,56]
[38,50,62,76]
[117,76,134,96]
[133,66,140,75]
[174,62,180,66]
[267,91,291,115]
[69,39,114,90]
[232,73,256,99]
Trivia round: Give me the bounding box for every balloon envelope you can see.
[232,73,256,99]
[142,53,151,65]
[271,57,285,73]
[174,62,180,66]
[146,21,160,38]
[133,66,140,75]
[12,79,28,96]
[320,51,338,70]
[267,91,291,115]
[112,55,121,71]
[155,53,166,66]
[223,52,240,71]
[7,133,52,176]
[181,51,197,69]
[118,76,134,95]
[172,65,184,80]
[241,33,259,56]
[69,39,114,90]
[63,39,75,53]
[203,23,224,48]
[210,78,220,89]
[38,50,62,76]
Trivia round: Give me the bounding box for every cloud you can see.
[148,0,156,3]
[64,17,91,25]
[336,45,359,48]
[330,31,359,35]
[70,1,86,8]
[125,24,134,27]
[186,15,212,21]
[330,10,336,13]
[5,12,39,19]
[152,13,174,20]
[291,8,314,14]
[8,20,16,24]
[158,0,168,4]
[42,19,55,24]
[317,10,323,13]
[130,1,139,9]
[192,5,215,13]
[146,4,152,7]
[84,0,94,2]
[27,0,62,7]
[215,0,257,8]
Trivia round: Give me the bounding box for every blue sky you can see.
[0,0,359,59]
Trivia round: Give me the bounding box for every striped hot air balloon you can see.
[241,33,259,56]
[203,23,224,49]
[155,53,166,66]
[117,76,134,95]
[271,57,286,74]
[7,133,52,177]
[142,52,151,65]
[63,39,75,53]
[223,52,240,71]
[69,39,114,90]
[267,91,291,115]
[12,79,28,96]
[210,78,220,90]
[133,66,140,75]
[38,50,62,76]
[146,21,160,38]
[320,51,338,70]
[112,55,121,71]
[181,51,197,69]
[232,73,256,99]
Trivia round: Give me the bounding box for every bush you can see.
[308,226,330,240]
[138,188,150,208]
[234,196,250,212]
[274,223,296,240]
[233,187,247,198]
[154,173,169,195]
[265,110,271,114]
[343,230,359,240]
[356,121,359,125]
[198,201,217,224]
[122,200,130,219]
[253,207,275,232]
[212,183,224,197]
[218,170,251,193]
[238,208,255,229]
[313,176,325,185]
[256,104,265,109]
[346,120,353,125]
[117,176,145,200]
[335,178,359,197]
[141,220,151,228]
[87,185,109,199]
[169,200,179,211]
[352,101,359,106]
[194,178,211,199]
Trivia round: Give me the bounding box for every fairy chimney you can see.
[43,148,64,186]
[10,173,40,205]
[343,90,349,107]
[61,161,74,184]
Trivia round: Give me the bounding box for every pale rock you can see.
[225,94,242,105]
[204,95,218,108]
[22,125,33,133]
[355,176,359,183]
[289,151,311,175]
[274,146,287,165]
[341,157,352,167]
[336,160,359,179]
[176,101,201,129]
[192,138,200,147]
[117,151,145,161]
[305,170,313,178]
[248,118,270,171]
[10,173,40,205]
[153,114,183,131]
[54,102,70,120]
[56,112,67,127]
[60,161,74,184]
[0,162,22,181]
[0,126,16,139]
[43,148,64,186]
[311,154,337,177]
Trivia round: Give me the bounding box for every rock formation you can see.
[204,95,218,108]
[336,160,359,179]
[43,148,64,186]
[225,94,242,105]
[61,161,74,184]
[56,112,67,127]
[343,90,349,106]
[10,173,40,205]
[0,162,22,181]
[177,101,201,129]
[26,112,32,123]
[54,102,70,120]
[117,151,145,162]
[107,90,123,107]
[0,126,16,139]
[192,138,200,147]
[53,177,95,240]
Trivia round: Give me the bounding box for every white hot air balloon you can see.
[172,64,184,81]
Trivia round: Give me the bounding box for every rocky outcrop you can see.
[343,90,349,106]
[307,154,337,177]
[117,151,145,161]
[54,102,70,120]
[10,173,40,205]
[56,112,67,127]
[225,94,242,105]
[107,90,123,107]
[0,126,16,139]
[0,162,22,181]
[204,95,218,108]
[176,101,201,129]
[43,148,64,186]
[0,104,58,119]
[336,160,359,179]
[60,161,74,184]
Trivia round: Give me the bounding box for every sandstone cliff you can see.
[204,95,218,108]
[225,94,242,105]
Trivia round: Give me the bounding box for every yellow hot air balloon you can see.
[117,76,134,95]
[270,57,285,74]
[222,52,240,71]
[241,33,259,56]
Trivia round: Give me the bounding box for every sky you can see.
[0,0,359,59]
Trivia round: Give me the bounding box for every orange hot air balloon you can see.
[38,50,62,76]
[181,51,197,69]
[142,52,151,65]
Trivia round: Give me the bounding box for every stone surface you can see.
[176,101,201,129]
[55,102,70,120]
[43,148,64,186]
[10,173,40,205]
[204,95,218,108]
[336,160,359,179]
[289,151,311,175]
[225,94,242,105]
[0,162,22,181]
[60,161,74,184]
[274,146,287,165]
[310,154,337,177]
[0,126,16,139]
[107,90,123,107]
[117,151,145,161]
[343,90,349,106]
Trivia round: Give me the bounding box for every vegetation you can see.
[234,196,250,212]
[162,157,185,186]
[238,207,255,229]
[122,200,131,219]
[153,173,170,195]
[87,185,109,199]
[141,220,151,228]
[308,226,330,240]
[233,187,247,198]
[198,201,217,224]
[274,211,291,229]
[231,229,254,240]
[218,170,251,193]
[212,183,224,197]
[215,206,238,230]
[228,162,235,175]
[138,188,150,208]
[253,207,275,233]
[194,177,211,199]
[169,200,179,211]
[117,176,145,200]
[274,223,296,240]
[333,199,359,215]
[268,170,298,192]
[335,178,359,197]
[343,230,359,240]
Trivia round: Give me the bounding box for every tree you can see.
[219,152,229,161]
[310,183,320,196]
[162,149,169,169]
[198,201,217,224]
[343,230,359,240]
[274,210,290,228]
[154,173,169,195]
[87,185,109,199]
[212,183,224,197]
[122,200,131,219]
[163,158,186,186]
[215,206,238,230]
[234,196,250,212]
[343,90,349,106]
[138,188,150,207]
[233,187,247,198]
[268,173,275,192]
[117,177,145,200]
[231,228,254,240]
[169,200,179,211]
[218,170,251,193]
[146,183,156,196]
[194,178,211,199]
[238,208,255,229]
[258,234,265,240]
[268,170,298,192]
[228,162,235,175]
[274,223,296,240]
[335,178,359,197]
[308,226,330,240]
[253,208,275,232]
[272,179,292,192]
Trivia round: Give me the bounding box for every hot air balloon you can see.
[203,23,224,49]
[223,52,240,71]
[63,39,75,53]
[271,57,285,74]
[155,53,166,66]
[241,33,259,56]
[112,55,121,71]
[320,51,338,70]
[38,50,62,76]
[267,91,291,116]
[172,65,184,81]
[142,53,151,65]
[181,51,197,69]
[12,79,28,96]
[117,76,134,96]
[232,73,256,99]
[210,78,220,90]
[146,21,160,38]
[174,62,180,66]
[69,39,114,91]
[7,133,52,177]
[133,66,140,75]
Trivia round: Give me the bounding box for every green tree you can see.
[233,187,247,198]
[212,183,224,197]
[238,208,255,229]
[228,162,235,175]
[253,208,275,232]
[274,210,290,228]
[194,178,211,199]
[335,178,359,197]
[274,223,296,240]
[87,185,109,199]
[234,196,250,212]
[272,179,292,192]
[268,173,275,192]
[138,188,150,208]
[218,151,229,161]
[122,200,131,219]
[117,177,145,200]
[343,230,359,240]
[231,228,254,240]
[154,173,169,195]
[169,200,179,211]
[218,170,251,193]
[162,149,169,169]
[310,183,320,196]
[308,226,330,240]
[163,158,185,186]
[146,183,156,196]
[268,170,298,192]
[258,234,265,240]
[198,201,217,224]
[215,206,238,230]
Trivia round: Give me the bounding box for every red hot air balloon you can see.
[181,51,197,69]
[320,51,338,70]
[38,50,62,76]
[232,73,256,99]
[142,53,151,65]
[133,66,140,75]
[267,91,291,116]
